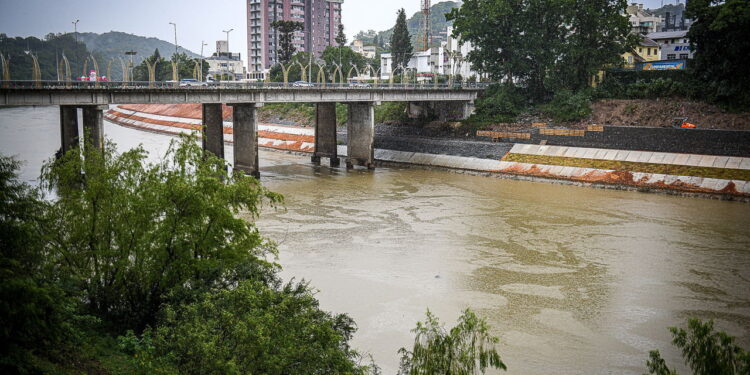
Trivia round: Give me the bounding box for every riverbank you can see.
[105,104,750,201]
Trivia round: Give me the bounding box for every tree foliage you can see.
[686,0,750,110]
[336,24,348,47]
[646,318,750,375]
[390,8,413,72]
[0,135,372,374]
[132,49,207,81]
[0,33,98,80]
[398,309,506,375]
[447,0,632,100]
[272,20,304,64]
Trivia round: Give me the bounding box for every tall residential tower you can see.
[246,0,343,75]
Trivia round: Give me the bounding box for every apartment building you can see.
[246,0,343,75]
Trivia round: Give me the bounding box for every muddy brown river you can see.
[2,106,749,374]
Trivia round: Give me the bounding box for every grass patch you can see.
[504,153,750,181]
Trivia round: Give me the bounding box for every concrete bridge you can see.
[0,82,482,176]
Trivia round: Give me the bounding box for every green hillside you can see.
[353,1,461,51]
[0,33,96,81]
[77,31,200,66]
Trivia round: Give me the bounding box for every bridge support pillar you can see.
[59,105,79,156]
[202,103,225,159]
[230,103,260,178]
[312,103,339,167]
[346,102,375,169]
[81,105,107,151]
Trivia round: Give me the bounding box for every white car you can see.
[292,80,315,87]
[179,79,208,87]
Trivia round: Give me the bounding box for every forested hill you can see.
[78,31,200,64]
[647,3,686,18]
[353,1,461,50]
[0,33,94,81]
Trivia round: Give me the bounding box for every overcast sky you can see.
[1,0,669,56]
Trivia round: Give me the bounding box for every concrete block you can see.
[615,150,630,161]
[737,181,750,194]
[740,158,750,170]
[672,153,690,166]
[569,167,588,177]
[552,146,568,157]
[711,156,729,169]
[685,154,702,167]
[582,148,598,159]
[483,160,504,170]
[559,166,576,177]
[592,149,609,159]
[509,144,528,154]
[637,152,654,163]
[602,149,619,161]
[563,147,579,158]
[685,176,704,187]
[540,146,557,156]
[698,155,717,168]
[548,165,565,175]
[725,157,743,169]
[625,151,641,162]
[572,148,589,158]
[649,152,667,164]
[409,153,437,165]
[631,172,648,182]
[647,173,667,184]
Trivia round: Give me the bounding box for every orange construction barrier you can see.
[681,122,697,129]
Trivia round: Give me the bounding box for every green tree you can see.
[321,46,369,82]
[390,8,413,72]
[398,309,506,375]
[646,318,750,375]
[272,20,304,64]
[41,136,282,332]
[447,0,632,100]
[336,24,347,46]
[686,0,750,109]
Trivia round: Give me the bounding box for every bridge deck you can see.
[0,83,482,106]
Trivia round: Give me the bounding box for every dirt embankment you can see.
[575,99,750,130]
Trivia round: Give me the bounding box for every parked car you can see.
[292,80,314,87]
[349,81,372,88]
[179,79,208,87]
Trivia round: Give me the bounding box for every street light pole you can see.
[200,41,207,81]
[222,28,234,80]
[169,22,178,56]
[72,19,79,42]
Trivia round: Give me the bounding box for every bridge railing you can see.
[0,80,491,90]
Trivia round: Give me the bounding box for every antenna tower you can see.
[420,0,431,51]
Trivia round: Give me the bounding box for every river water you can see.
[2,106,749,374]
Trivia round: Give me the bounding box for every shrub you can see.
[540,89,592,122]
[468,84,528,125]
[375,102,408,124]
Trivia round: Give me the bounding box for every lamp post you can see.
[200,41,207,81]
[72,19,79,42]
[169,22,178,56]
[222,28,234,80]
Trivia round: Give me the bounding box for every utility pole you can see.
[72,19,79,42]
[169,22,178,56]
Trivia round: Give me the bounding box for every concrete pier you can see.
[59,105,79,155]
[230,103,260,178]
[408,101,475,121]
[202,103,225,159]
[346,102,375,169]
[312,102,339,167]
[82,105,106,151]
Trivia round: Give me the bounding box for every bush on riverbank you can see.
[0,137,371,374]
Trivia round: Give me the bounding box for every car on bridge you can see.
[179,79,208,87]
[348,81,372,88]
[292,80,315,87]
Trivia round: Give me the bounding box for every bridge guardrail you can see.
[0,80,491,90]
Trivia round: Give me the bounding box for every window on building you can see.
[638,47,642,53]
[647,48,650,56]
[667,54,676,60]
[679,53,688,59]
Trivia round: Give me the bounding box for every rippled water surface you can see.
[2,106,749,374]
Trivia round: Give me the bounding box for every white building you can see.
[626,3,663,34]
[646,30,693,60]
[443,25,480,79]
[351,40,377,59]
[380,48,441,81]
[205,41,246,80]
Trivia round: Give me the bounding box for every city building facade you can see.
[205,40,246,80]
[626,3,663,34]
[622,35,660,66]
[246,0,343,77]
[646,30,693,60]
[351,40,377,59]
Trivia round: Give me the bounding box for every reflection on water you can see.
[2,106,749,374]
